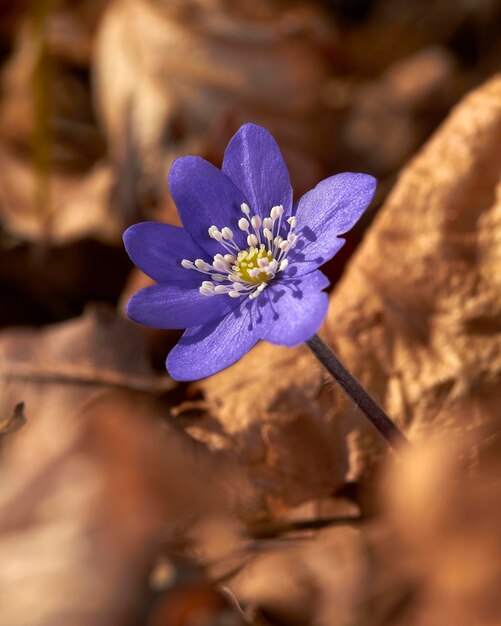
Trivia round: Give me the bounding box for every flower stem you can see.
[306,334,409,451]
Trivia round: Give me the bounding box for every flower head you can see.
[124,124,376,381]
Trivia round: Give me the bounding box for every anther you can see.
[181,259,194,269]
[241,203,250,215]
[195,259,212,271]
[251,215,261,229]
[213,259,229,272]
[270,205,284,220]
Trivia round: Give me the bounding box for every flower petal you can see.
[256,270,330,346]
[123,222,207,282]
[166,304,260,380]
[169,156,248,256]
[222,123,293,218]
[126,281,237,330]
[291,173,376,274]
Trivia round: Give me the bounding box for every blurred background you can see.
[0,1,501,625]
[1,0,500,328]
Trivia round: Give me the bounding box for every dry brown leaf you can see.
[0,402,26,438]
[0,389,243,626]
[93,0,337,219]
[187,74,501,509]
[327,73,501,464]
[0,11,120,245]
[0,149,120,244]
[185,345,349,507]
[228,524,369,626]
[383,425,501,626]
[0,305,173,423]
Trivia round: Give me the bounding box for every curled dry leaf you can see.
[327,73,501,468]
[190,75,501,506]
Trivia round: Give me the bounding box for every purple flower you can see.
[124,124,376,381]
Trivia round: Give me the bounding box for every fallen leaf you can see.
[0,402,26,437]
[0,390,242,626]
[0,305,173,423]
[384,424,501,626]
[187,75,501,510]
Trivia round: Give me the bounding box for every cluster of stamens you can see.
[181,203,298,299]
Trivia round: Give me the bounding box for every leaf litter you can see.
[0,2,501,625]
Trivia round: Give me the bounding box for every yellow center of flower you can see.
[232,244,273,284]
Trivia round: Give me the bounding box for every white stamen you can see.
[213,259,229,272]
[195,259,212,272]
[209,227,224,242]
[199,282,215,296]
[231,282,246,291]
[183,200,303,299]
[214,285,231,294]
[251,215,261,230]
[270,205,284,220]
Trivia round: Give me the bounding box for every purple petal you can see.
[256,270,330,346]
[166,304,260,380]
[126,282,237,330]
[291,173,376,274]
[169,156,248,256]
[222,123,293,218]
[123,222,207,282]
